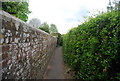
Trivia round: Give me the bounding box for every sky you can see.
[28,0,110,34]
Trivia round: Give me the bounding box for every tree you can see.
[39,22,50,33]
[1,1,31,22]
[107,0,113,12]
[49,24,58,33]
[28,18,41,28]
[107,0,120,11]
[114,0,120,10]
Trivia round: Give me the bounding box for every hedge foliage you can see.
[51,32,63,46]
[63,10,120,80]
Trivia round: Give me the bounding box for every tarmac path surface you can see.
[44,47,65,79]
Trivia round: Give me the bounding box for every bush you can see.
[63,10,120,80]
[51,32,63,47]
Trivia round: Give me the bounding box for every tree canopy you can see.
[49,24,58,34]
[28,18,41,28]
[107,0,120,11]
[39,22,50,33]
[1,1,31,22]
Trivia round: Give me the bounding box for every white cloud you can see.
[28,0,109,34]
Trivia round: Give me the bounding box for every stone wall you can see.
[0,10,57,80]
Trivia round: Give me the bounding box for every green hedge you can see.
[63,10,120,80]
[51,32,63,46]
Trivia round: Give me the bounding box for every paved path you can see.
[44,47,65,79]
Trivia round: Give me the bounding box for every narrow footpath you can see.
[44,47,65,79]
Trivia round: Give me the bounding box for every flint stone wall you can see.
[0,10,57,79]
